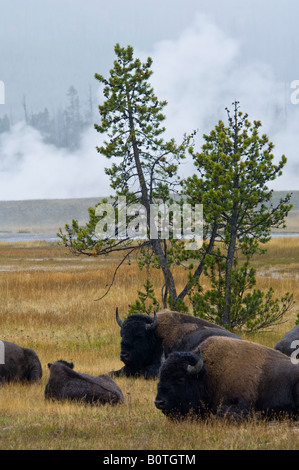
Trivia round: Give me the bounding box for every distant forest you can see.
[0,85,95,151]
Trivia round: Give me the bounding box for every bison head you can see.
[48,360,74,369]
[115,308,163,377]
[154,349,208,418]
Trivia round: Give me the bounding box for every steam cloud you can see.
[0,14,298,201]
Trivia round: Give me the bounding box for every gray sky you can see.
[1,0,298,115]
[0,0,299,199]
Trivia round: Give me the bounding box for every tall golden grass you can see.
[0,238,299,450]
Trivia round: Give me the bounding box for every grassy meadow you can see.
[0,237,299,450]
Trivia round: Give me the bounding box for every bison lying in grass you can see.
[274,325,299,358]
[111,308,241,379]
[45,360,124,405]
[154,336,299,420]
[0,340,42,384]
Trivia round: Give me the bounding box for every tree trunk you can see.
[223,219,237,326]
[223,102,239,326]
[128,108,178,306]
[177,220,218,303]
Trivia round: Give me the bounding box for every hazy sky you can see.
[0,0,299,200]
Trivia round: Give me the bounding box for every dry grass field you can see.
[0,237,299,450]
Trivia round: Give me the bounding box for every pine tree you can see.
[182,101,293,330]
[59,44,190,308]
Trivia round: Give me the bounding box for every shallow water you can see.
[0,232,59,242]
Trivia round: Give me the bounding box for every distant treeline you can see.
[0,85,96,151]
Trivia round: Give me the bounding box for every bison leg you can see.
[216,400,252,421]
[143,363,160,379]
[109,365,137,378]
[109,363,160,379]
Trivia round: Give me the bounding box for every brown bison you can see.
[111,308,241,379]
[274,325,299,358]
[45,360,124,405]
[154,336,299,419]
[0,340,42,384]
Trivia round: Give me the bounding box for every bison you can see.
[274,325,299,358]
[154,336,299,420]
[111,308,241,379]
[45,360,124,405]
[0,340,42,384]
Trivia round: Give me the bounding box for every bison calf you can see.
[45,360,124,405]
[0,340,42,384]
[155,336,299,420]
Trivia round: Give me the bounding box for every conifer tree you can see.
[182,101,293,329]
[59,44,190,308]
[59,47,294,331]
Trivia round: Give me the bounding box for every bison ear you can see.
[145,310,158,330]
[116,307,123,327]
[47,363,53,369]
[187,350,204,375]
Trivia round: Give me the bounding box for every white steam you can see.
[0,13,298,201]
[0,122,111,200]
[146,14,298,189]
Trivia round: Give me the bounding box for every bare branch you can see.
[93,247,137,302]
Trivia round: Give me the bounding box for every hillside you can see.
[0,197,101,233]
[0,191,298,235]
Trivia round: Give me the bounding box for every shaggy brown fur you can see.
[199,336,287,405]
[156,309,240,354]
[155,336,299,418]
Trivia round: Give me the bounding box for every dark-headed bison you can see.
[154,336,299,419]
[45,360,124,405]
[0,340,42,384]
[111,308,241,379]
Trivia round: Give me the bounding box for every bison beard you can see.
[111,308,241,379]
[155,337,299,420]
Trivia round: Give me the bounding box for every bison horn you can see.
[187,350,204,375]
[116,307,123,327]
[145,310,158,330]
